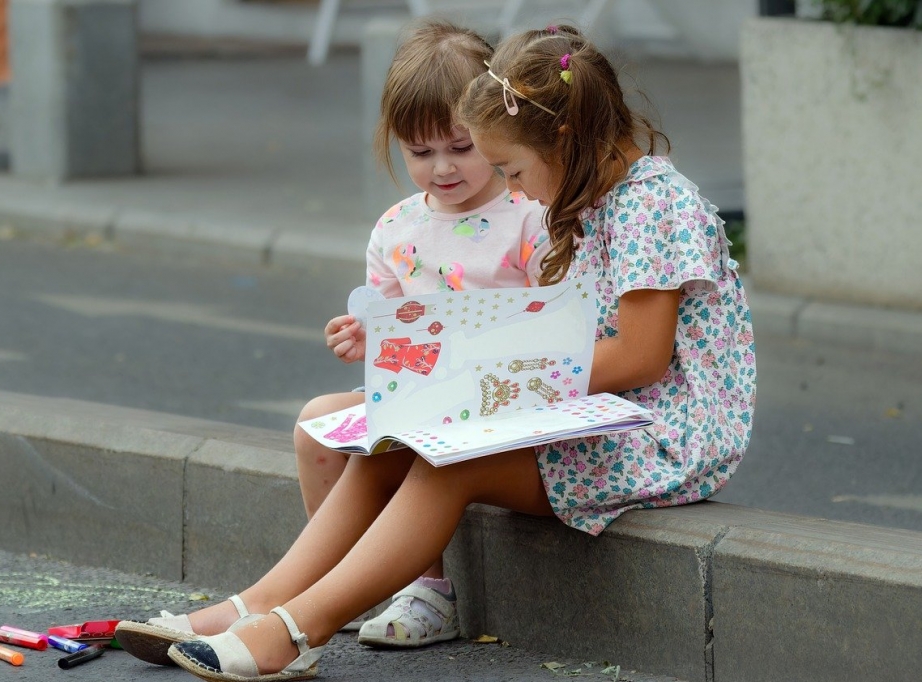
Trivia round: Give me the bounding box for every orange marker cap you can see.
[0,644,25,666]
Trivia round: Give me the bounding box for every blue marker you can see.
[48,634,88,654]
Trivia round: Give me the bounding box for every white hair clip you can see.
[485,63,557,117]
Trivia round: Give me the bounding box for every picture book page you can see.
[361,275,597,442]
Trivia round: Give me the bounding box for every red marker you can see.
[0,626,47,651]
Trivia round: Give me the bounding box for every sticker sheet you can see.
[361,274,597,440]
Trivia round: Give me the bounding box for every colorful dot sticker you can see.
[372,392,382,402]
[387,381,398,392]
[460,409,470,420]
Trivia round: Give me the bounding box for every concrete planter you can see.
[740,17,922,310]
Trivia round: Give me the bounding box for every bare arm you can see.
[588,287,681,395]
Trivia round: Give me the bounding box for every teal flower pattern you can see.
[534,157,757,536]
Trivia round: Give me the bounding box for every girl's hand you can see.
[324,314,366,364]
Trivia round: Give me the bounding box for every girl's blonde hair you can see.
[375,19,493,183]
[456,26,669,285]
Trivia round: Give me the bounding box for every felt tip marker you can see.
[58,644,105,669]
[48,634,88,654]
[0,627,47,651]
[0,645,25,666]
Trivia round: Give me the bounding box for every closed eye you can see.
[452,144,475,153]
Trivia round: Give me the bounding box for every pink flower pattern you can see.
[534,157,757,536]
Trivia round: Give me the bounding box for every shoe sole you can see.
[357,626,460,649]
[115,621,195,666]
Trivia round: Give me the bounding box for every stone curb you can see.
[1,389,921,682]
[2,188,920,358]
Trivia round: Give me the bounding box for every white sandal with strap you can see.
[115,594,261,667]
[357,581,459,648]
[167,606,324,681]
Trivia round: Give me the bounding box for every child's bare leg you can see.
[293,393,362,519]
[185,447,419,635]
[232,446,553,671]
[296,393,444,583]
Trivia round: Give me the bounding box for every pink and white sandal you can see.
[357,580,459,648]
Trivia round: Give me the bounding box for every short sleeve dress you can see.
[534,156,757,536]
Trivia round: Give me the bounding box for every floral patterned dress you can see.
[534,156,757,536]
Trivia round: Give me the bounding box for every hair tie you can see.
[559,54,572,85]
[546,25,558,34]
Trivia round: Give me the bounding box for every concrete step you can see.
[1,389,920,682]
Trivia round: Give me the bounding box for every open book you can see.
[299,275,654,467]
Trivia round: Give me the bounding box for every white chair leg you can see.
[308,0,341,66]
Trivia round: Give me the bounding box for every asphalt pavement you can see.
[0,550,681,682]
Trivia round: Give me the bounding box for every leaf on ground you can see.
[188,592,211,601]
[884,407,903,418]
[474,634,499,644]
[601,664,621,676]
[541,661,566,671]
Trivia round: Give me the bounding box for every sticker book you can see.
[299,275,653,466]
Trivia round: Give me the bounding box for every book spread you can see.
[299,275,654,466]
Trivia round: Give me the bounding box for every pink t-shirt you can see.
[366,190,549,297]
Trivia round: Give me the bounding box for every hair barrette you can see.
[559,54,572,85]
[484,61,557,116]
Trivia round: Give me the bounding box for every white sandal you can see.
[357,581,459,648]
[168,606,324,681]
[116,594,261,667]
[339,599,389,632]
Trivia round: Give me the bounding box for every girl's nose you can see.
[434,157,456,176]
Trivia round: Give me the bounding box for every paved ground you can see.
[0,550,682,682]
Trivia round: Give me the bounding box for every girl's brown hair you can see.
[456,26,669,285]
[375,19,493,183]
